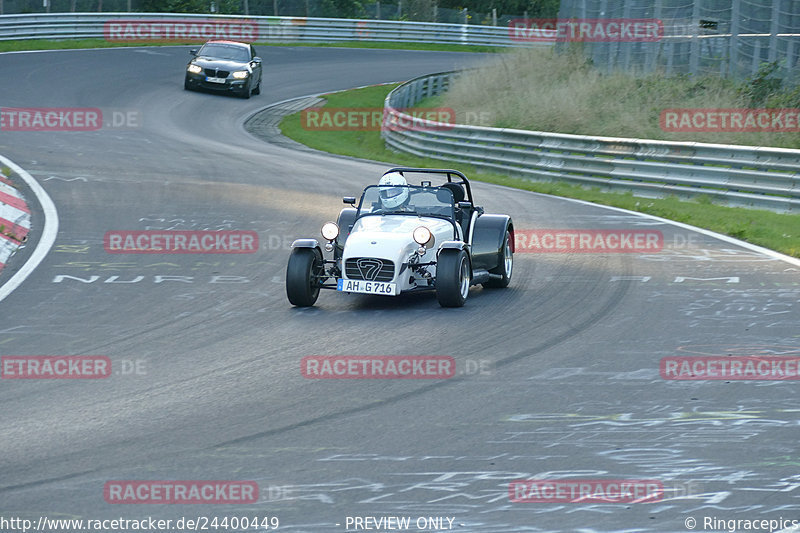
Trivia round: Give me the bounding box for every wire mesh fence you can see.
[2,0,796,82]
[555,0,800,81]
[0,0,522,27]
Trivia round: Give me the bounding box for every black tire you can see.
[252,80,261,95]
[184,77,193,91]
[286,247,323,307]
[436,248,471,308]
[483,230,513,288]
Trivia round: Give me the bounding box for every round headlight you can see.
[413,226,432,246]
[321,222,339,241]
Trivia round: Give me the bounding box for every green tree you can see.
[317,0,365,18]
[436,0,558,17]
[140,0,207,12]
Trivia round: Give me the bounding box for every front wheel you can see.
[436,249,471,307]
[483,230,513,288]
[286,248,323,307]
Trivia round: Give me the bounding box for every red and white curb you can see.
[0,154,59,304]
[0,176,31,273]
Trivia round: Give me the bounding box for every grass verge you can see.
[439,47,800,149]
[279,83,800,258]
[0,38,498,54]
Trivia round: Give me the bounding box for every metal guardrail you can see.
[383,72,800,213]
[3,13,797,212]
[0,13,541,47]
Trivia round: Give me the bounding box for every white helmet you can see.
[378,172,409,209]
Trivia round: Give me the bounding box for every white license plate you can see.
[337,279,397,295]
[205,76,226,84]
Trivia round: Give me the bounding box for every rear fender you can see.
[471,215,513,271]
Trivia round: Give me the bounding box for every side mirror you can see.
[457,201,472,209]
[252,56,262,63]
[343,197,356,205]
[189,49,197,56]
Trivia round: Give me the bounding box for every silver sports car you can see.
[286,168,514,308]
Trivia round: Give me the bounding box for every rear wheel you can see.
[286,248,323,307]
[483,230,513,288]
[436,249,470,307]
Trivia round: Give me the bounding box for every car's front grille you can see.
[203,69,230,78]
[345,258,395,282]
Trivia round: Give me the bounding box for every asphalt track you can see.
[0,45,798,533]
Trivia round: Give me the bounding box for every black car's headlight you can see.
[232,70,249,79]
[187,64,202,74]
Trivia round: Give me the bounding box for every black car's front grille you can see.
[345,258,395,282]
[203,69,230,78]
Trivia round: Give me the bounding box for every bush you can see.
[738,61,783,107]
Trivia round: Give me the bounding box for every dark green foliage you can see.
[765,80,800,109]
[317,0,365,18]
[391,0,558,17]
[140,0,207,12]
[738,61,783,107]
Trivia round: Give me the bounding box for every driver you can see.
[377,172,411,211]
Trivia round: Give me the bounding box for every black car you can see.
[184,40,262,99]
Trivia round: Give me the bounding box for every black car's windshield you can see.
[358,185,454,218]
[198,44,250,62]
